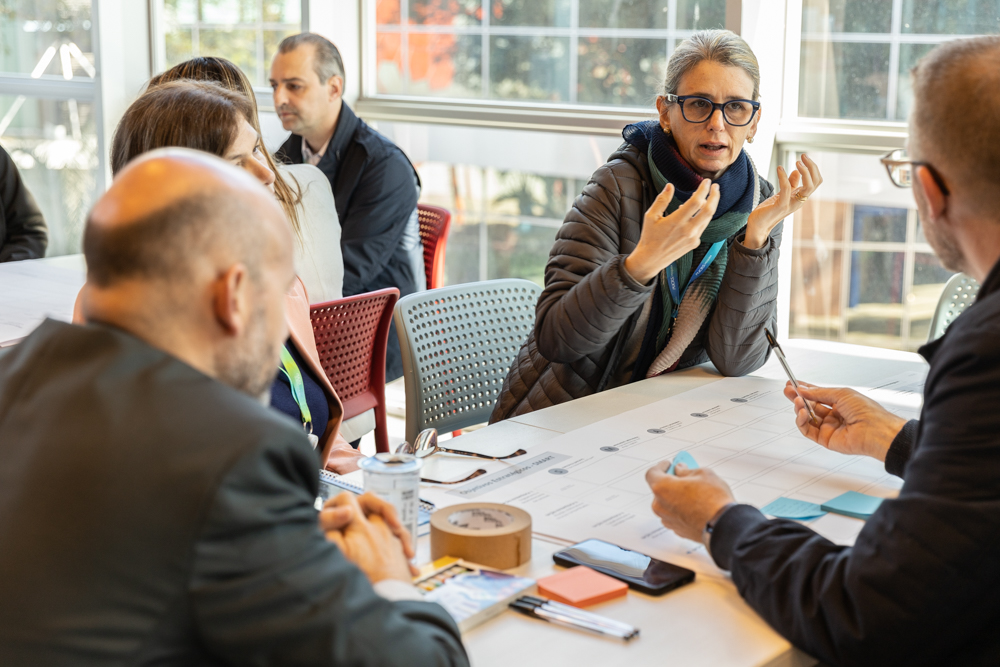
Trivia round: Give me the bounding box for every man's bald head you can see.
[911,36,1000,214]
[84,148,288,290]
[82,149,294,398]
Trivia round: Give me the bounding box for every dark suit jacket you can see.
[1,143,47,262]
[708,258,1000,666]
[276,103,420,381]
[0,320,467,666]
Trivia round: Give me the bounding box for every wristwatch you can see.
[702,503,737,557]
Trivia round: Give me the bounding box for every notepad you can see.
[821,491,883,520]
[538,566,628,608]
[666,450,700,475]
[415,558,535,632]
[760,497,827,520]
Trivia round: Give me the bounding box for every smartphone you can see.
[552,538,695,596]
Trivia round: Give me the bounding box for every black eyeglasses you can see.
[664,94,760,127]
[880,149,950,196]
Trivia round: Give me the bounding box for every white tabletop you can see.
[0,254,86,346]
[0,259,927,665]
[438,340,928,667]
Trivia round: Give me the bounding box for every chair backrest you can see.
[310,288,399,453]
[394,279,542,444]
[928,272,980,342]
[417,204,451,290]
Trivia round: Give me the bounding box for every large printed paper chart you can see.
[421,372,924,577]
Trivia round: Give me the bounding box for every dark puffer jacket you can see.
[490,142,780,422]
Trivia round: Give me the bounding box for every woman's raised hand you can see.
[744,153,823,249]
[624,179,721,285]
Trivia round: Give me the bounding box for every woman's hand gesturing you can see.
[624,179,721,285]
[744,153,823,249]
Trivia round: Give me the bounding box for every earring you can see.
[664,127,672,137]
[748,135,755,144]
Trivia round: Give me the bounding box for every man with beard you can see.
[645,36,1000,665]
[271,33,424,382]
[0,149,467,666]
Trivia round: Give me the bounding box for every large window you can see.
[798,0,1000,120]
[784,1,999,351]
[158,0,303,87]
[786,151,952,351]
[377,120,621,285]
[0,0,101,257]
[372,0,727,105]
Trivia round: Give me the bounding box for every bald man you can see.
[645,37,1000,666]
[0,149,467,666]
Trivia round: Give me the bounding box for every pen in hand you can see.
[763,328,820,427]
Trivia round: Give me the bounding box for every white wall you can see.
[94,0,151,187]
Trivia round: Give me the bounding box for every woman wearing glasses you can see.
[493,29,824,420]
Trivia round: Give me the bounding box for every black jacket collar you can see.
[278,102,361,178]
[309,102,361,178]
[919,255,1000,362]
[324,102,359,167]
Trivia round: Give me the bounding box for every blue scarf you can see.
[622,120,759,369]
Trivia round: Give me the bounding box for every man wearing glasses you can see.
[646,36,1000,665]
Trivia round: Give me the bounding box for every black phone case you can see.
[552,549,696,596]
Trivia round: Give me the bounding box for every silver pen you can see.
[764,328,820,426]
[510,601,638,640]
[520,596,637,635]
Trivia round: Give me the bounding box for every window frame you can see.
[149,0,309,108]
[355,0,742,134]
[0,0,107,211]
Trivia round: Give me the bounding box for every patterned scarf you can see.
[622,120,760,377]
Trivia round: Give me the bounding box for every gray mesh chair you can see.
[394,279,541,444]
[928,273,980,342]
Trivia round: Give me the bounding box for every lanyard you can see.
[665,240,726,319]
[279,345,313,436]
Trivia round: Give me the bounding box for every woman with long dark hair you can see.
[81,80,362,472]
[148,56,343,302]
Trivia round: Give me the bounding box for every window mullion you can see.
[886,0,904,121]
[480,0,490,99]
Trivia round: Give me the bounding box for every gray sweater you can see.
[491,142,780,421]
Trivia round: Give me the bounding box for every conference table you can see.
[2,255,930,666]
[433,339,928,667]
[0,254,86,346]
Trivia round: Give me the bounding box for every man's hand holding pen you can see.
[783,382,907,463]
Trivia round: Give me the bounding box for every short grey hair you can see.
[277,33,345,86]
[911,36,1000,210]
[663,29,760,101]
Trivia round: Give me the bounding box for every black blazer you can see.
[0,320,467,666]
[277,104,421,381]
[0,143,47,262]
[709,257,1000,666]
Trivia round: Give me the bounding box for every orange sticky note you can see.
[537,566,627,608]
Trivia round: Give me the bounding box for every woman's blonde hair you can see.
[150,57,303,238]
[663,29,761,101]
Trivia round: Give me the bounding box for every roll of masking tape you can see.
[430,503,532,570]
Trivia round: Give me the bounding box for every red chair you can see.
[310,288,399,462]
[417,204,451,290]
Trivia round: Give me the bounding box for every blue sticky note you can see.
[761,497,827,520]
[666,450,700,475]
[821,491,884,520]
